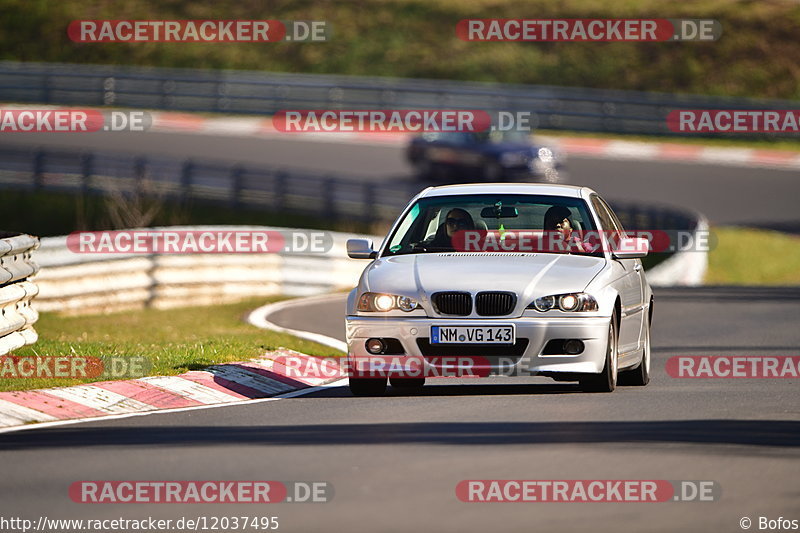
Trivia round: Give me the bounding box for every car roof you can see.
[418,183,595,199]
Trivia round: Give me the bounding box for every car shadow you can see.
[1,419,797,451]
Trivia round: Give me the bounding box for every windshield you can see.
[384,194,601,256]
[475,130,532,143]
[428,130,532,144]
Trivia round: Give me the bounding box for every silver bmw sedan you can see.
[345,183,653,396]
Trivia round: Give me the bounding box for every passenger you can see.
[543,205,593,253]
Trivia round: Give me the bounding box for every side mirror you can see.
[612,236,649,259]
[347,238,377,259]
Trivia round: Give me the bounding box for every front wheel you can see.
[580,315,618,392]
[619,319,650,386]
[349,377,387,397]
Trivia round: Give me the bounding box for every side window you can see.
[598,198,627,237]
[590,195,626,254]
[590,195,616,232]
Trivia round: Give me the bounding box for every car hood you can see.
[363,253,606,310]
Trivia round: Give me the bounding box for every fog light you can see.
[563,339,584,355]
[365,338,386,354]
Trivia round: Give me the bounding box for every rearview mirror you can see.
[612,237,649,259]
[347,238,377,259]
[479,206,519,218]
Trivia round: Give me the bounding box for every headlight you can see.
[559,294,579,311]
[532,295,556,312]
[374,294,395,311]
[537,147,554,163]
[528,293,598,312]
[358,292,420,312]
[397,296,419,312]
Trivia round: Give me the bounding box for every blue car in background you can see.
[406,130,562,183]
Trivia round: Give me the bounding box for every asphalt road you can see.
[1,287,798,533]
[1,131,799,229]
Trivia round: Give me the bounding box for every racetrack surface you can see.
[1,131,798,230]
[1,287,798,532]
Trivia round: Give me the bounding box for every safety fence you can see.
[0,143,710,234]
[0,145,417,225]
[32,226,372,315]
[1,60,797,137]
[0,233,40,355]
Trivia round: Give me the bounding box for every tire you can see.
[580,315,618,393]
[619,319,651,386]
[349,377,387,397]
[390,377,426,390]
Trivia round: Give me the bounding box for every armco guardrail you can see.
[1,61,798,136]
[0,143,709,232]
[0,233,40,355]
[0,145,418,225]
[32,226,373,315]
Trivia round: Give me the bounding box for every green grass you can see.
[0,297,344,392]
[1,0,799,99]
[706,227,800,285]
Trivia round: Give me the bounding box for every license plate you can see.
[430,325,515,344]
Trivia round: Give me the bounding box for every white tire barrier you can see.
[0,234,40,356]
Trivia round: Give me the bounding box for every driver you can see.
[421,208,475,251]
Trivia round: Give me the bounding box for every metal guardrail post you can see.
[80,153,93,194]
[134,156,147,194]
[323,177,337,220]
[42,74,51,104]
[32,150,45,191]
[230,165,244,209]
[180,160,194,200]
[362,183,375,224]
[274,171,287,210]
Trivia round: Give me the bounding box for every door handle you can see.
[634,263,642,272]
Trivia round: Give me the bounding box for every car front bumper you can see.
[345,315,610,376]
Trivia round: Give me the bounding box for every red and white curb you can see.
[0,347,346,432]
[5,103,797,171]
[537,136,800,170]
